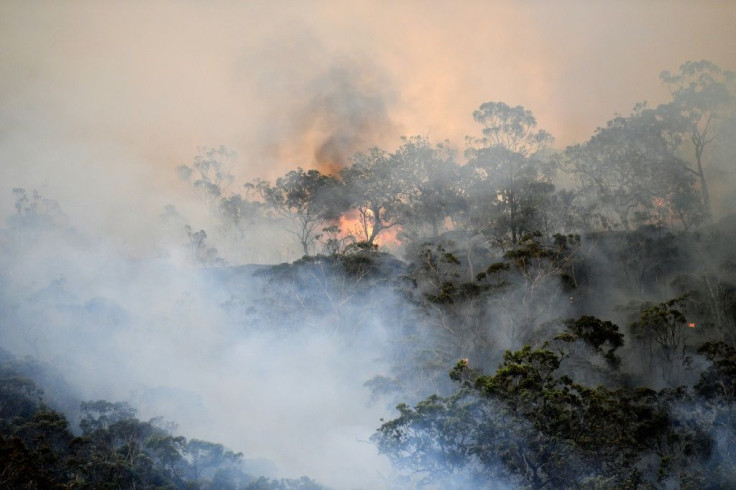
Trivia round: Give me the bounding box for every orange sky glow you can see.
[1,1,735,240]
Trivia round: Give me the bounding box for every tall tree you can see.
[176,145,237,205]
[563,105,701,230]
[391,135,460,240]
[374,333,711,488]
[660,60,735,216]
[468,101,553,157]
[462,102,555,244]
[341,148,403,245]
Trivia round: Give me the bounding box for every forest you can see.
[1,59,736,489]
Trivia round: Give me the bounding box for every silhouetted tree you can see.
[341,148,404,245]
[563,105,702,230]
[257,168,344,255]
[391,135,461,240]
[462,102,555,244]
[660,60,735,216]
[176,145,237,205]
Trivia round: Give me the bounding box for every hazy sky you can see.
[1,0,735,237]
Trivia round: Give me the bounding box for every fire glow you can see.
[336,213,403,249]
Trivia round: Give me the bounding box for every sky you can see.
[1,0,735,240]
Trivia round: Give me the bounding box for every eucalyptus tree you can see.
[563,106,701,231]
[462,102,555,244]
[391,135,461,240]
[176,145,237,206]
[257,168,344,255]
[468,101,554,157]
[341,147,404,245]
[374,330,712,488]
[660,60,735,216]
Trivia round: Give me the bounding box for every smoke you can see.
[1,2,736,488]
[244,48,399,175]
[0,212,402,488]
[3,2,735,207]
[307,62,398,172]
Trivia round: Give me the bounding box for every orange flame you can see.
[688,322,696,328]
[337,212,403,249]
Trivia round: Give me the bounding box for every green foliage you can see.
[631,296,690,365]
[695,341,736,403]
[375,336,720,488]
[0,367,300,489]
[563,315,624,366]
[0,376,43,419]
[80,400,137,434]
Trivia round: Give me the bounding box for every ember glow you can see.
[652,197,667,208]
[337,211,403,249]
